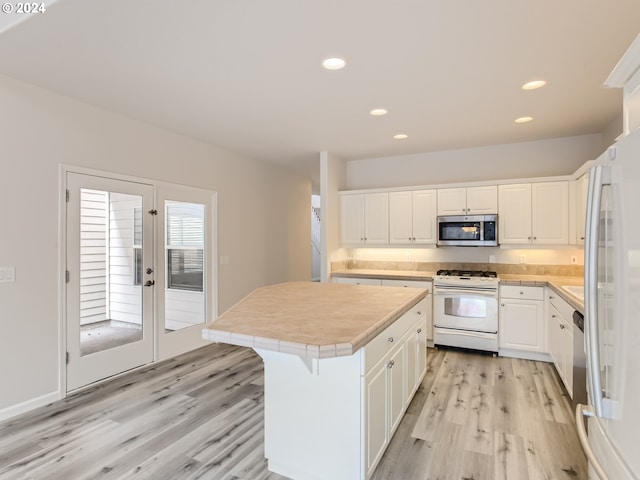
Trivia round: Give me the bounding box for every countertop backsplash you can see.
[332,260,584,277]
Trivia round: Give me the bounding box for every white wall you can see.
[345,134,604,190]
[0,75,311,416]
[320,152,348,282]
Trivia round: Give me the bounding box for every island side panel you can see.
[256,348,364,480]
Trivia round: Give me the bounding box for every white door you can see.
[156,184,214,361]
[66,172,154,391]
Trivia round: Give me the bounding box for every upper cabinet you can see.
[499,181,569,245]
[389,190,437,244]
[340,193,389,245]
[437,186,497,216]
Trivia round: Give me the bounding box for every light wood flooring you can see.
[0,344,586,480]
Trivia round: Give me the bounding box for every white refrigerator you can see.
[577,128,640,479]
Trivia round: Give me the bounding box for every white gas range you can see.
[433,269,500,353]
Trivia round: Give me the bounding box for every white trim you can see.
[0,391,61,422]
[339,173,578,196]
[604,33,640,88]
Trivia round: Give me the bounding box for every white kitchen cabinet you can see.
[499,286,546,358]
[499,181,569,245]
[340,192,389,245]
[362,300,426,478]
[548,291,574,397]
[389,190,437,244]
[437,186,497,215]
[576,173,589,246]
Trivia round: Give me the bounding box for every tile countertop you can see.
[202,281,427,359]
[332,269,584,313]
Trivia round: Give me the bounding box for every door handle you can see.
[144,280,155,287]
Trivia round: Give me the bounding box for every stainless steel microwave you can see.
[437,214,498,246]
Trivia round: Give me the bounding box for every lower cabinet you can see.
[499,285,546,358]
[548,292,574,397]
[332,277,382,286]
[362,301,427,478]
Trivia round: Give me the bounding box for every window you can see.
[166,202,204,292]
[133,206,142,286]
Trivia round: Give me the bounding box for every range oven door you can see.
[433,287,498,333]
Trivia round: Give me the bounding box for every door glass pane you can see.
[165,201,205,332]
[444,297,487,318]
[79,189,143,356]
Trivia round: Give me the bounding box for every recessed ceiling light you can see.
[370,108,388,116]
[522,80,546,90]
[515,116,533,124]
[393,134,408,140]
[322,57,346,70]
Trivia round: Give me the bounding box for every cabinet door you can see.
[425,293,433,342]
[404,331,418,399]
[387,343,406,435]
[561,322,573,397]
[532,181,569,244]
[364,363,388,477]
[498,183,532,244]
[389,191,413,244]
[416,317,428,381]
[499,299,545,352]
[364,193,389,244]
[467,186,498,214]
[437,188,467,215]
[340,194,364,245]
[576,173,589,246]
[412,190,437,244]
[548,304,563,375]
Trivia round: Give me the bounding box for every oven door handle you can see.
[434,287,498,297]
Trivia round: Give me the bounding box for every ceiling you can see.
[1,0,640,189]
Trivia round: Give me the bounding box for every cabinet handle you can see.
[520,290,524,295]
[409,237,412,241]
[580,236,585,240]
[552,314,557,318]
[416,311,422,315]
[560,324,566,330]
[412,237,416,241]
[501,303,505,307]
[388,337,394,343]
[533,236,537,240]
[388,360,395,368]
[549,295,555,299]
[528,236,531,240]
[417,328,422,333]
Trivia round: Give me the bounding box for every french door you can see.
[66,172,155,391]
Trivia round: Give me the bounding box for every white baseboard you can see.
[0,390,61,422]
[498,348,552,363]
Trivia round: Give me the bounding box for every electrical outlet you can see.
[519,255,526,264]
[571,255,578,265]
[489,255,496,264]
[0,267,15,283]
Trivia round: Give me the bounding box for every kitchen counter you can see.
[202,281,427,359]
[332,269,584,313]
[202,281,428,480]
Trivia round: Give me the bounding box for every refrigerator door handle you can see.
[576,404,609,480]
[584,165,611,418]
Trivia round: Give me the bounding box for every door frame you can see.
[58,165,218,395]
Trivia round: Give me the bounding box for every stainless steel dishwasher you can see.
[572,310,587,412]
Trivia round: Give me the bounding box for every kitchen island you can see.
[202,281,428,480]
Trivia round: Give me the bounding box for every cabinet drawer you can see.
[548,291,574,325]
[362,300,426,374]
[380,279,431,290]
[500,285,544,301]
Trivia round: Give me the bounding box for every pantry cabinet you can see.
[499,181,569,245]
[340,193,389,245]
[389,190,437,244]
[437,185,497,215]
[499,286,546,357]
